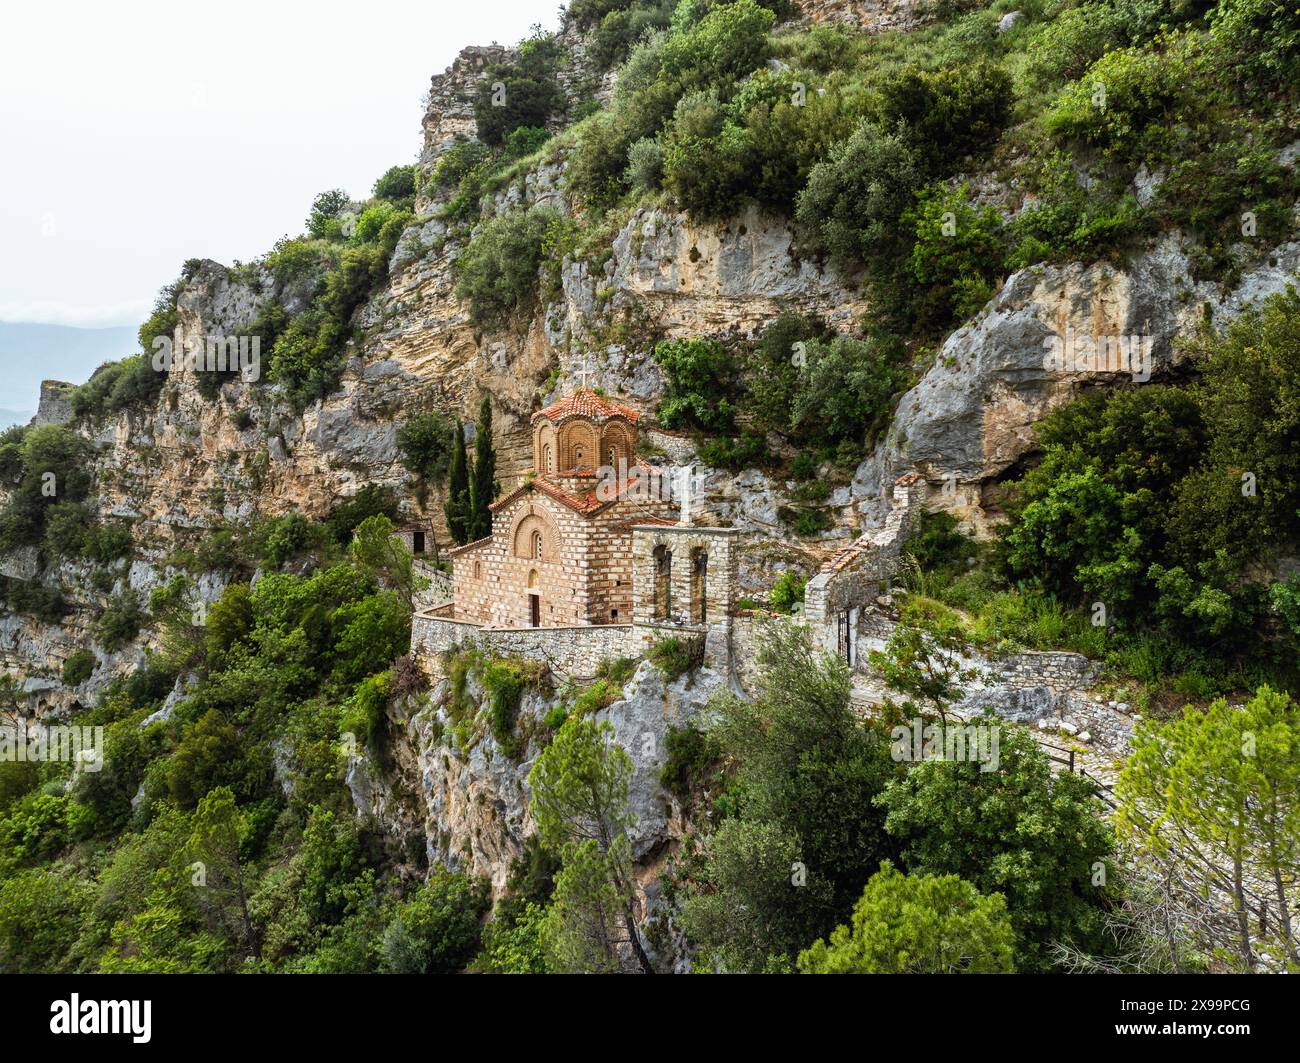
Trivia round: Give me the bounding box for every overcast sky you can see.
[0,0,556,328]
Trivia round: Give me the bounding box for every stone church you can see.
[447,388,684,629]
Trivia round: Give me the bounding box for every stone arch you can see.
[652,544,672,620]
[559,420,598,471]
[535,422,557,474]
[690,547,708,625]
[599,421,634,473]
[511,508,558,561]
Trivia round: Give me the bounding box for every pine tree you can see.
[468,395,499,542]
[444,420,471,545]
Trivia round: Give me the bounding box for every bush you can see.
[453,208,556,329]
[61,649,97,687]
[625,135,665,192]
[658,0,775,93]
[659,723,721,799]
[397,411,456,487]
[769,570,806,613]
[379,871,491,974]
[791,331,907,447]
[899,183,1006,329]
[341,671,390,749]
[373,165,416,204]
[797,862,1015,973]
[96,592,143,651]
[795,121,922,272]
[876,61,1013,176]
[327,485,399,545]
[306,189,351,239]
[473,39,564,148]
[1209,0,1300,88]
[696,431,772,471]
[1045,39,1196,163]
[652,337,738,431]
[1021,2,1130,92]
[650,636,701,679]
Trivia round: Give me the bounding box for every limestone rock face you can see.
[369,659,725,899]
[871,234,1300,524]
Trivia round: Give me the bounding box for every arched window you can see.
[532,530,544,559]
[653,545,672,620]
[690,548,708,625]
[543,443,552,473]
[607,445,617,469]
[574,444,586,467]
[473,560,482,580]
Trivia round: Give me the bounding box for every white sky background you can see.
[0,0,557,328]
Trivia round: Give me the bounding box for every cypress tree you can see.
[444,419,471,545]
[468,395,499,541]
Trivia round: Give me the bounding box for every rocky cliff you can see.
[4,1,1299,907]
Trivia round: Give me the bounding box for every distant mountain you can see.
[0,408,35,429]
[0,321,137,415]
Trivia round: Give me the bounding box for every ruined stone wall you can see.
[629,525,739,664]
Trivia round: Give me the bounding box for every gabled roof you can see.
[532,388,641,425]
[490,462,669,517]
[447,534,493,558]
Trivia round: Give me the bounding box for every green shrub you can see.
[1021,2,1130,92]
[431,140,491,190]
[327,485,399,545]
[373,165,416,204]
[1045,38,1197,163]
[769,570,806,613]
[659,723,721,799]
[652,337,738,431]
[746,313,830,437]
[1209,0,1300,88]
[650,636,701,679]
[696,432,772,470]
[341,671,391,749]
[625,135,665,192]
[61,649,96,687]
[791,331,907,447]
[795,121,922,272]
[379,871,491,974]
[876,60,1013,176]
[306,189,351,239]
[659,0,775,92]
[96,592,143,651]
[473,38,564,148]
[899,183,1006,329]
[397,411,457,487]
[1007,151,1141,268]
[453,208,556,328]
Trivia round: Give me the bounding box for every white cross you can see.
[576,355,591,390]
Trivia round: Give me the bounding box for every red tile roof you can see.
[532,388,641,425]
[490,462,669,517]
[447,534,493,558]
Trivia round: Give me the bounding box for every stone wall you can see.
[412,559,454,611]
[630,524,739,664]
[805,475,923,656]
[32,381,74,427]
[411,611,632,680]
